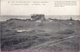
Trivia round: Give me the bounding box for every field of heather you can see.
[1,18,80,50]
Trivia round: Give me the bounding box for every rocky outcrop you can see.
[31,14,46,21]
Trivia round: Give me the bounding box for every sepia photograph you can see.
[0,0,80,52]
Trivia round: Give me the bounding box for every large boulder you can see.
[31,14,46,21]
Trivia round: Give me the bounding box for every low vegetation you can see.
[1,18,80,50]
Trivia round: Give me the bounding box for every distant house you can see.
[31,14,46,22]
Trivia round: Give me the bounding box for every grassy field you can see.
[1,19,80,50]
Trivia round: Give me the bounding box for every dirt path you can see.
[28,36,75,50]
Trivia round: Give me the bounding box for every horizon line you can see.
[0,15,80,16]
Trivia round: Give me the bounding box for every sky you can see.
[0,0,80,21]
[1,0,80,15]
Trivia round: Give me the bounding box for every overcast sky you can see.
[0,0,80,21]
[1,0,80,15]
